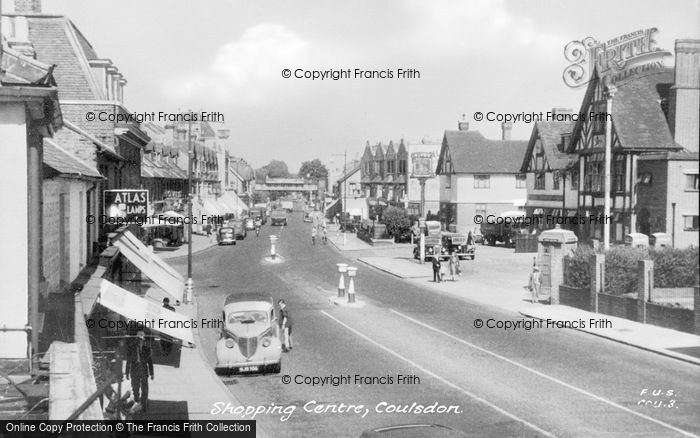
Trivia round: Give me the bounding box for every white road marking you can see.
[320,310,555,437]
[391,309,700,438]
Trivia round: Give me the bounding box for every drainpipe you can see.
[28,127,43,370]
[671,202,676,248]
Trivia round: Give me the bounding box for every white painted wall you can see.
[0,103,30,358]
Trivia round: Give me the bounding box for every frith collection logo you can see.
[563,28,672,88]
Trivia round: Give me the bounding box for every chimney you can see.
[669,39,700,152]
[458,114,469,131]
[217,129,230,139]
[14,0,42,14]
[501,122,513,141]
[551,107,573,117]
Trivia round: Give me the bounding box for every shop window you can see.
[475,204,486,218]
[474,174,490,189]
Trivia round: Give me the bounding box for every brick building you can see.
[359,139,408,204]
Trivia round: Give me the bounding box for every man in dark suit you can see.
[125,330,154,413]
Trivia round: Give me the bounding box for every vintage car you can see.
[244,217,256,231]
[303,210,313,223]
[215,293,282,375]
[217,227,236,245]
[228,219,247,239]
[441,232,476,260]
[412,236,448,261]
[270,210,288,226]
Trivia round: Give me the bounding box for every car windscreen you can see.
[227,310,269,325]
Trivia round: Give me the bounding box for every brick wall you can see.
[636,160,668,235]
[646,303,695,334]
[559,285,590,310]
[43,179,62,294]
[597,293,638,321]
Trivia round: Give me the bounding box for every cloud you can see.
[398,0,564,55]
[164,23,308,105]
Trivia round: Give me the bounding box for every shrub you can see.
[604,246,649,295]
[381,206,411,240]
[563,245,597,289]
[651,246,699,288]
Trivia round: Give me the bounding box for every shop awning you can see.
[218,191,248,216]
[96,280,194,347]
[112,231,185,302]
[141,210,186,228]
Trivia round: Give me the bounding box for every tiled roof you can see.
[637,150,700,161]
[570,69,680,152]
[440,130,528,174]
[610,70,678,150]
[25,16,102,100]
[521,121,576,172]
[43,138,102,179]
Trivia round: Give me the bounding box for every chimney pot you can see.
[14,0,41,14]
[501,121,513,141]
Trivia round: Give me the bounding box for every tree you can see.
[298,159,328,181]
[255,160,290,183]
[382,206,411,241]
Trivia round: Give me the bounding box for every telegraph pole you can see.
[603,85,616,250]
[185,115,193,302]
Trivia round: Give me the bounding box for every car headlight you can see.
[225,338,235,349]
[261,337,271,348]
[428,248,433,254]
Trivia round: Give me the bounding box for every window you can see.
[534,173,545,190]
[684,215,699,231]
[516,174,526,189]
[445,174,451,189]
[399,159,407,174]
[475,203,486,218]
[612,156,625,192]
[387,160,395,174]
[553,172,560,190]
[570,169,579,190]
[474,174,490,189]
[685,172,699,191]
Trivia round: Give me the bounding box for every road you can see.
[168,212,700,438]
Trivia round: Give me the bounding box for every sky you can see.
[5,0,700,171]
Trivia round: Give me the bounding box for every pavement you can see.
[156,233,218,260]
[328,224,700,366]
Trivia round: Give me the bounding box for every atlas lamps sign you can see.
[104,189,149,222]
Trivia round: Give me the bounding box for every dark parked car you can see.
[229,219,247,239]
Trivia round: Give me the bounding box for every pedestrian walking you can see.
[431,255,442,283]
[125,330,154,413]
[453,252,462,277]
[448,253,457,281]
[529,265,542,304]
[206,223,213,243]
[311,226,317,245]
[160,298,175,356]
[278,299,293,352]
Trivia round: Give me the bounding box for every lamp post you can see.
[185,114,194,303]
[603,84,617,250]
[331,151,348,245]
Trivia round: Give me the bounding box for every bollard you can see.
[336,263,348,297]
[185,278,193,303]
[270,235,278,260]
[347,266,357,303]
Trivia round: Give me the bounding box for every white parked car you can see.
[215,293,282,375]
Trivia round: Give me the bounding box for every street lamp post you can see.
[603,84,617,250]
[185,115,194,303]
[332,151,348,245]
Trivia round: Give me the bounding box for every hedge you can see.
[563,245,699,295]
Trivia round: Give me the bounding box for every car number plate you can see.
[239,366,259,373]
